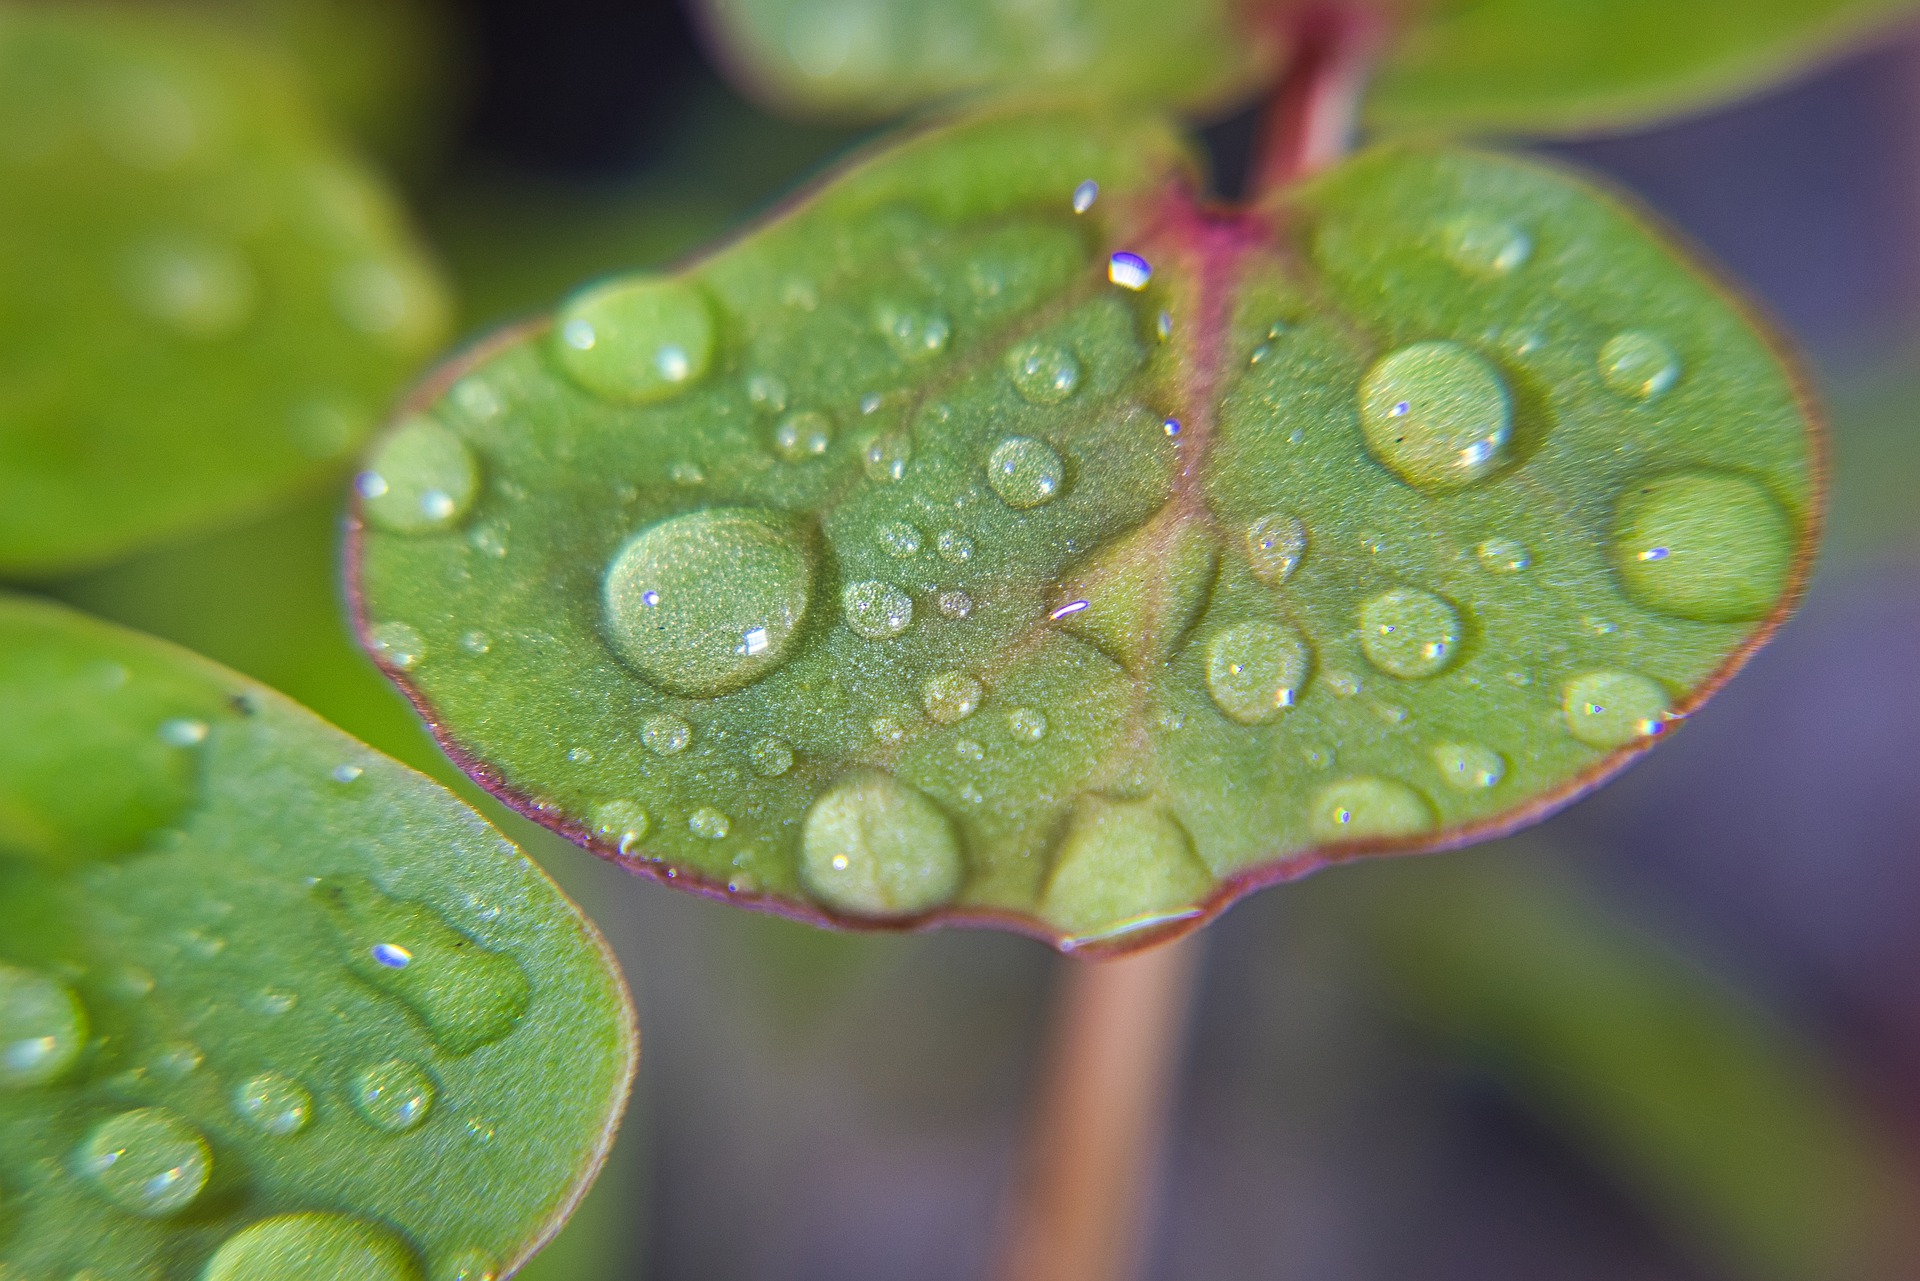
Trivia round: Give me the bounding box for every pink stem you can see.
[1253,6,1382,196]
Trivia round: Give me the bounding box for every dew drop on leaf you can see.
[688,806,730,840]
[1007,707,1048,744]
[602,508,814,697]
[1006,341,1081,404]
[351,1059,435,1132]
[749,737,794,777]
[366,621,425,671]
[878,521,922,558]
[1563,671,1672,748]
[1309,777,1434,841]
[986,436,1064,508]
[1204,621,1311,725]
[1475,536,1532,573]
[78,1107,210,1216]
[0,964,87,1087]
[1599,330,1680,400]
[1359,341,1512,489]
[125,237,255,337]
[158,716,208,746]
[921,671,982,724]
[590,800,650,854]
[552,275,714,403]
[641,714,692,757]
[1444,216,1532,276]
[1245,513,1308,584]
[233,1071,314,1136]
[441,1249,500,1281]
[772,410,833,461]
[745,372,789,413]
[800,771,963,917]
[1071,179,1098,213]
[936,529,973,563]
[1358,587,1464,679]
[862,430,912,482]
[1108,251,1151,290]
[1432,742,1506,791]
[842,580,913,639]
[358,416,479,535]
[200,1212,422,1281]
[1610,471,1793,621]
[1040,798,1210,943]
[873,302,951,362]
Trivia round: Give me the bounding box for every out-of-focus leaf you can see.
[0,6,450,575]
[0,594,635,1279]
[1358,849,1917,1281]
[347,104,1817,952]
[1822,353,1920,561]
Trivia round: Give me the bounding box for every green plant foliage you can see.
[1360,851,1915,1281]
[0,6,450,575]
[0,595,635,1279]
[696,0,1920,137]
[349,105,1817,952]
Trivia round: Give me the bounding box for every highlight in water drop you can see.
[1108,252,1152,290]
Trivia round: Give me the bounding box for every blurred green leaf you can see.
[350,104,1816,951]
[1822,352,1920,562]
[0,593,635,1279]
[0,6,450,575]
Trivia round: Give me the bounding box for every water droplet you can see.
[800,772,963,917]
[1007,707,1048,743]
[357,415,479,535]
[874,303,951,362]
[749,738,794,777]
[0,965,87,1088]
[234,1073,313,1137]
[954,739,986,763]
[126,238,255,336]
[110,967,156,1001]
[315,879,530,1055]
[78,1108,209,1216]
[642,714,692,756]
[689,807,731,839]
[351,1060,434,1132]
[1156,310,1173,341]
[1205,621,1311,725]
[879,522,922,558]
[1358,587,1463,679]
[987,437,1065,509]
[1245,514,1308,585]
[1610,471,1793,621]
[158,717,208,747]
[331,763,364,784]
[1475,537,1531,573]
[451,378,502,421]
[773,410,834,461]
[938,590,975,620]
[842,580,913,639]
[603,508,815,697]
[1006,342,1081,404]
[587,800,652,858]
[459,630,492,655]
[1359,342,1512,489]
[469,520,510,558]
[1563,671,1672,748]
[746,372,789,414]
[441,1249,500,1281]
[149,1040,203,1078]
[921,672,982,725]
[553,274,714,402]
[1108,252,1152,290]
[1433,743,1505,790]
[1310,777,1434,841]
[1163,417,1183,437]
[333,260,436,343]
[1599,331,1680,400]
[1072,179,1099,213]
[202,1213,421,1281]
[367,621,425,672]
[256,988,297,1015]
[863,431,912,482]
[1040,798,1210,944]
[870,716,905,744]
[1445,217,1532,276]
[936,530,973,563]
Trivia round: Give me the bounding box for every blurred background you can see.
[20,0,1920,1276]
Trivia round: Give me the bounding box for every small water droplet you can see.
[109,967,155,1001]
[78,1108,209,1216]
[782,278,819,310]
[333,260,434,342]
[1475,537,1531,573]
[1599,331,1680,400]
[987,436,1064,509]
[642,714,692,756]
[936,530,973,563]
[689,807,731,839]
[1359,342,1512,489]
[1433,742,1505,790]
[874,303,951,362]
[469,519,510,558]
[1310,777,1434,841]
[922,672,982,725]
[367,621,425,672]
[451,377,502,421]
[1563,671,1673,748]
[1610,471,1793,621]
[157,717,208,747]
[371,942,412,969]
[351,1060,434,1132]
[953,739,985,763]
[1205,621,1311,724]
[441,1249,500,1281]
[938,590,975,620]
[879,522,922,558]
[1108,252,1152,290]
[870,716,905,744]
[126,238,255,336]
[1358,587,1463,679]
[591,801,650,855]
[1006,342,1081,404]
[863,431,912,482]
[1445,216,1532,276]
[771,410,834,461]
[0,965,87,1088]
[843,580,913,639]
[553,275,714,402]
[1163,417,1182,437]
[331,763,364,784]
[256,988,297,1015]
[1245,514,1308,584]
[1007,707,1048,743]
[359,416,479,535]
[746,372,789,414]
[749,737,794,777]
[1156,310,1173,341]
[149,1041,203,1078]
[800,772,963,917]
[459,630,492,655]
[1072,179,1099,213]
[201,1213,419,1281]
[233,1073,313,1137]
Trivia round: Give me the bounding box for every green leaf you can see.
[0,7,450,575]
[1357,849,1915,1281]
[349,106,1818,952]
[0,595,635,1278]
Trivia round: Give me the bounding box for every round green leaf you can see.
[0,7,450,574]
[349,106,1818,953]
[0,595,635,1278]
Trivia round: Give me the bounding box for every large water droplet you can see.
[553,275,713,403]
[1006,342,1081,404]
[0,965,87,1088]
[842,580,913,639]
[78,1108,210,1216]
[1610,471,1793,621]
[603,508,814,697]
[1599,331,1680,400]
[642,713,692,757]
[800,772,963,918]
[1309,777,1434,841]
[874,302,951,362]
[1040,798,1211,944]
[201,1213,423,1281]
[1359,342,1512,489]
[315,878,530,1055]
[1245,513,1307,584]
[590,800,650,855]
[1358,587,1463,679]
[1204,621,1311,724]
[1563,671,1672,748]
[922,671,982,725]
[987,437,1064,509]
[234,1072,313,1136]
[1444,217,1532,276]
[359,416,479,535]
[351,1059,435,1132]
[773,411,833,461]
[1432,742,1505,791]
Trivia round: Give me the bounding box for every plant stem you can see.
[991,934,1206,1281]
[1253,7,1382,196]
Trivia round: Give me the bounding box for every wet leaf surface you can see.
[350,106,1817,952]
[0,595,634,1279]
